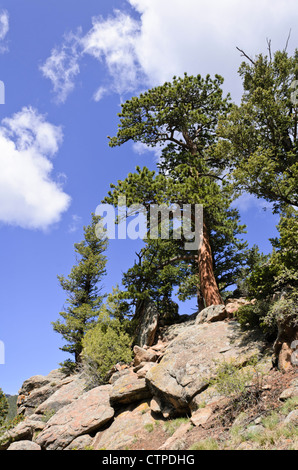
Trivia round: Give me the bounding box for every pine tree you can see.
[52,214,108,370]
[217,48,298,212]
[104,160,247,311]
[216,48,298,368]
[106,73,245,307]
[81,293,133,385]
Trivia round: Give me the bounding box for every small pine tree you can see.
[52,214,108,371]
[0,388,8,425]
[82,294,133,385]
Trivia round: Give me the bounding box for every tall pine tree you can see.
[52,215,108,370]
[107,73,239,307]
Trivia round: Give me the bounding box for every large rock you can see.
[35,385,114,450]
[135,300,159,347]
[17,369,70,416]
[133,345,158,367]
[146,320,266,414]
[0,415,46,450]
[109,371,152,406]
[92,401,155,450]
[190,406,213,426]
[195,305,227,324]
[35,375,86,415]
[279,378,298,401]
[158,421,192,451]
[284,409,298,426]
[225,298,255,317]
[64,434,93,450]
[7,441,41,451]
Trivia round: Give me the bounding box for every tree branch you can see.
[284,28,292,52]
[155,254,197,271]
[266,38,272,62]
[236,47,256,65]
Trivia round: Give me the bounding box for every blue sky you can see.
[0,0,297,394]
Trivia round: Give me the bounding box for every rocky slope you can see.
[1,301,297,451]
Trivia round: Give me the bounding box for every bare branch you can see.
[266,38,272,62]
[284,28,292,52]
[236,47,256,65]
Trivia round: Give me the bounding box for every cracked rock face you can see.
[35,385,114,450]
[146,321,266,413]
[92,401,155,450]
[109,371,152,406]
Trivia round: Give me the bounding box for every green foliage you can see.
[163,417,190,436]
[217,49,298,212]
[236,209,298,334]
[236,301,271,331]
[120,237,189,318]
[263,289,298,331]
[105,73,251,307]
[41,409,56,423]
[233,245,270,298]
[280,397,298,415]
[109,73,231,152]
[5,395,17,422]
[0,414,24,439]
[0,389,8,426]
[210,357,263,421]
[82,298,133,385]
[210,359,256,398]
[144,423,154,433]
[189,438,219,451]
[52,214,108,368]
[104,69,250,308]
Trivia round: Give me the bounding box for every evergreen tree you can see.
[81,294,133,386]
[217,49,298,212]
[104,160,247,312]
[106,74,247,307]
[216,48,298,368]
[236,208,298,369]
[52,214,108,370]
[0,388,8,425]
[121,237,190,319]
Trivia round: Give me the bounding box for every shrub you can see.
[82,315,133,387]
[210,358,263,420]
[236,301,270,331]
[236,289,298,341]
[189,438,219,450]
[262,289,298,332]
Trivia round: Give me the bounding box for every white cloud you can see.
[127,0,298,98]
[0,9,9,52]
[132,141,164,161]
[40,31,82,104]
[93,86,108,102]
[81,10,147,96]
[68,214,82,233]
[42,0,298,104]
[232,193,273,212]
[0,107,71,230]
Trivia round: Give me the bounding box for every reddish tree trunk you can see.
[198,221,223,307]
